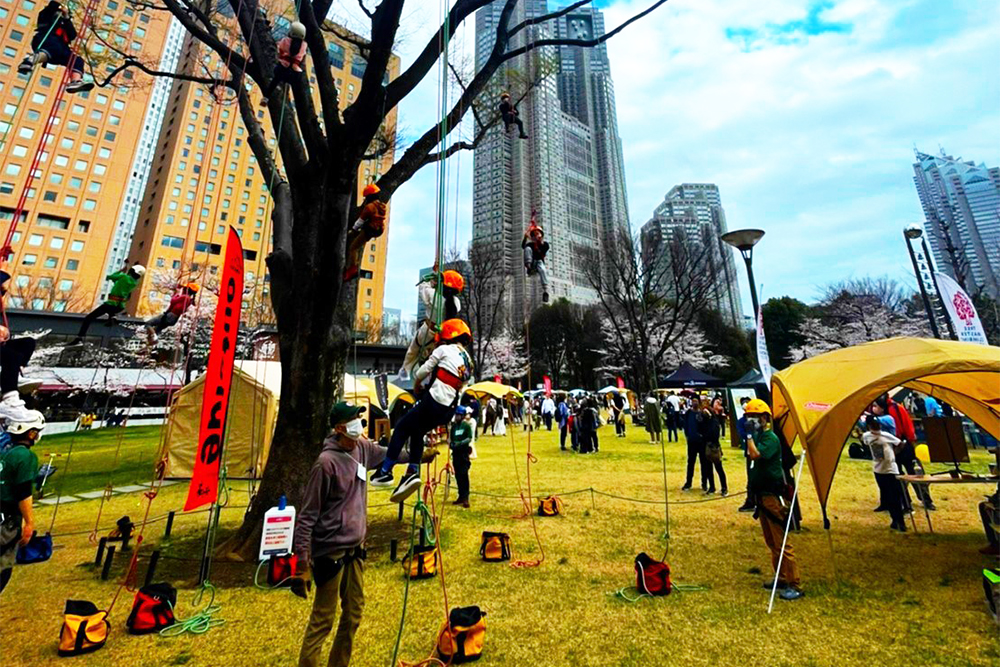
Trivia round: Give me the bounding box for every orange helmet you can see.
[184,282,200,293]
[438,318,471,343]
[442,270,465,292]
[362,183,380,197]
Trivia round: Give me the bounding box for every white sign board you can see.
[258,503,296,560]
[936,273,988,345]
[756,306,773,388]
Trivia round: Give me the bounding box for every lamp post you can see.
[903,225,943,339]
[721,228,765,318]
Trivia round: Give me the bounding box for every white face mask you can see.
[343,418,364,439]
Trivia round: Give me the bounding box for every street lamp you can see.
[721,228,765,317]
[902,224,945,339]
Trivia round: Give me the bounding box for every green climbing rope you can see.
[160,582,226,636]
[389,499,432,666]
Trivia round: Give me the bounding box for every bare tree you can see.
[5,276,90,313]
[585,226,723,393]
[92,0,672,557]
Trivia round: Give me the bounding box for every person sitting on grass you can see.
[862,415,907,532]
[745,398,802,600]
[450,405,474,509]
[69,264,145,345]
[17,1,93,94]
[291,401,436,667]
[0,410,44,595]
[371,318,473,503]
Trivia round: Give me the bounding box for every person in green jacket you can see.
[450,406,474,508]
[69,264,145,345]
[1,410,44,594]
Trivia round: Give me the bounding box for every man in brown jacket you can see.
[291,401,434,667]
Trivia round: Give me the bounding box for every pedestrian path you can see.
[36,480,179,505]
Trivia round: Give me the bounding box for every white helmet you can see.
[131,264,146,277]
[6,410,45,435]
[290,21,306,39]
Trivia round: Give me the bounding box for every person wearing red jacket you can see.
[877,394,935,511]
[260,21,307,106]
[145,283,198,345]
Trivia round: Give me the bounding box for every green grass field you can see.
[1,423,998,666]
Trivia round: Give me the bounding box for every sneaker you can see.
[397,368,410,382]
[681,484,692,492]
[65,80,94,94]
[704,489,716,496]
[923,502,937,511]
[738,503,756,513]
[519,133,529,139]
[0,391,34,422]
[390,471,421,504]
[874,506,887,512]
[259,97,269,106]
[370,470,394,487]
[17,57,34,75]
[891,522,907,533]
[779,588,804,601]
[720,488,729,497]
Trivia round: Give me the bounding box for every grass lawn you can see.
[1,423,998,666]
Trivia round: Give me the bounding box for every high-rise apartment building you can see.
[128,19,399,333]
[912,148,1000,298]
[472,1,629,322]
[640,184,744,326]
[0,3,173,311]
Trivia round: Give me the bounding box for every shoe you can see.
[978,543,1000,556]
[519,133,529,139]
[542,292,549,303]
[67,338,83,347]
[721,488,729,497]
[65,80,94,94]
[0,391,34,422]
[779,588,804,601]
[453,499,470,508]
[738,503,756,513]
[874,506,887,512]
[704,489,716,496]
[923,502,937,511]
[390,471,422,503]
[763,581,788,590]
[892,522,907,533]
[370,470,394,487]
[259,97,269,106]
[452,498,466,506]
[681,484,692,491]
[397,368,410,382]
[17,57,34,75]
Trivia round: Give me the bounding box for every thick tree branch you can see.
[160,0,249,74]
[95,59,227,88]
[507,0,592,37]
[296,1,343,138]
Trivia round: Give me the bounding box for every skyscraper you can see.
[912,148,1000,298]
[640,184,743,326]
[472,1,629,322]
[0,5,173,311]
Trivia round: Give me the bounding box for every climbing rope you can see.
[160,582,225,636]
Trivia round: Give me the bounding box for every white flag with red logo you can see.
[936,273,988,345]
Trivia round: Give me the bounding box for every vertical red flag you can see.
[493,374,502,383]
[184,227,244,511]
[616,376,625,390]
[543,375,552,396]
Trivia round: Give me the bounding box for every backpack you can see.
[16,531,53,564]
[984,568,1000,625]
[125,583,177,635]
[403,544,438,579]
[537,496,563,517]
[479,532,511,562]
[267,553,298,587]
[57,600,110,657]
[634,553,671,596]
[436,606,487,664]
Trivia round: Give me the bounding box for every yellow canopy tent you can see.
[465,381,523,400]
[771,337,1000,513]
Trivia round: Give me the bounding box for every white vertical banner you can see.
[936,273,988,345]
[756,305,773,387]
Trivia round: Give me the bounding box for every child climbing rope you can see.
[498,92,528,139]
[373,318,473,503]
[0,410,44,595]
[398,269,464,380]
[0,271,38,423]
[343,184,387,282]
[522,211,550,303]
[144,282,198,345]
[259,21,306,106]
[69,264,144,345]
[17,1,93,94]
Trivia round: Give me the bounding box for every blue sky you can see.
[383,0,1000,320]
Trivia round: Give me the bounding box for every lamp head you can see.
[904,224,923,240]
[720,229,765,251]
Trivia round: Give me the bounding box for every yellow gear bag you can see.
[436,606,487,664]
[537,495,563,516]
[57,600,110,657]
[479,531,511,562]
[402,543,438,579]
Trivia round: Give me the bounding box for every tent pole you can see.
[767,453,807,614]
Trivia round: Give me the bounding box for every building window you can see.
[49,237,64,249]
[66,259,79,270]
[28,234,43,246]
[161,235,184,248]
[21,254,36,265]
[70,240,84,252]
[43,257,58,269]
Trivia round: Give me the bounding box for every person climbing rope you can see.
[16,1,93,94]
[498,92,528,139]
[291,401,436,667]
[259,21,307,106]
[0,271,38,423]
[522,211,550,303]
[0,410,44,595]
[343,184,388,282]
[372,318,473,503]
[68,264,144,345]
[398,269,463,380]
[144,282,198,345]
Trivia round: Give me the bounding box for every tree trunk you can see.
[219,168,356,561]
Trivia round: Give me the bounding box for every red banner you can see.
[543,375,552,396]
[184,227,244,511]
[616,376,625,390]
[493,374,502,383]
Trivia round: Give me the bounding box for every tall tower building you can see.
[128,20,399,334]
[472,0,629,321]
[912,148,1000,298]
[639,184,744,326]
[0,5,173,311]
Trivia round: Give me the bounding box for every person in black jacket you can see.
[697,399,727,495]
[17,1,92,94]
[681,398,708,491]
[522,213,550,303]
[498,92,528,139]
